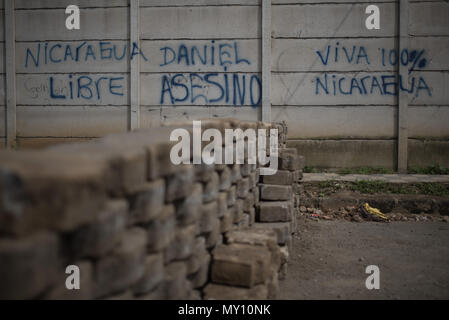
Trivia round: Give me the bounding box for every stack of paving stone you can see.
[0,118,295,300]
[254,122,305,279]
[203,229,281,299]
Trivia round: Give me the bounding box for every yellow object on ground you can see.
[363,203,389,221]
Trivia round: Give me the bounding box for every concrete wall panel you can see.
[287,139,397,169]
[409,106,449,139]
[408,140,449,167]
[272,3,397,38]
[140,6,260,39]
[16,105,128,137]
[272,106,397,139]
[410,2,449,36]
[15,0,127,9]
[15,8,129,41]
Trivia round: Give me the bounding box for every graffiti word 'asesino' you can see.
[160,73,262,106]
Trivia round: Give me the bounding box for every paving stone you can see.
[233,199,244,223]
[205,218,221,249]
[199,201,218,234]
[203,171,220,203]
[260,184,292,201]
[98,127,186,181]
[220,209,234,234]
[231,164,242,183]
[147,205,176,253]
[44,261,93,300]
[257,201,293,222]
[195,163,216,183]
[219,166,232,191]
[227,186,236,207]
[0,232,60,299]
[138,281,167,300]
[68,200,127,259]
[243,193,255,213]
[175,183,202,226]
[82,141,148,195]
[236,178,250,199]
[133,253,164,296]
[0,151,108,236]
[165,166,194,202]
[94,228,147,298]
[262,170,293,185]
[249,170,258,189]
[128,180,165,224]
[211,244,271,288]
[253,222,291,246]
[279,148,302,171]
[225,229,280,269]
[187,237,208,275]
[165,262,188,300]
[217,192,228,218]
[188,290,202,300]
[190,254,211,289]
[241,164,254,177]
[164,224,196,264]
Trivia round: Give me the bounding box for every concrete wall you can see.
[274,0,449,168]
[1,0,448,168]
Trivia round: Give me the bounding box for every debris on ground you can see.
[360,203,389,222]
[299,205,448,223]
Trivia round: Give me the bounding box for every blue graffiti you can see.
[316,43,370,66]
[315,43,432,97]
[158,41,258,106]
[159,41,250,69]
[381,48,428,74]
[25,41,148,68]
[315,73,431,97]
[49,75,125,100]
[160,73,261,107]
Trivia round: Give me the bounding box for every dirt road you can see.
[279,218,449,299]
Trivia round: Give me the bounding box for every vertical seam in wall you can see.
[398,0,409,172]
[130,0,140,130]
[262,0,271,123]
[5,0,16,148]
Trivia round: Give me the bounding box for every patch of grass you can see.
[317,180,338,189]
[338,167,394,175]
[349,180,389,194]
[408,165,449,175]
[349,180,449,196]
[304,165,449,175]
[303,166,319,173]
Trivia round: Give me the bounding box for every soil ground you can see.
[279,217,449,299]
